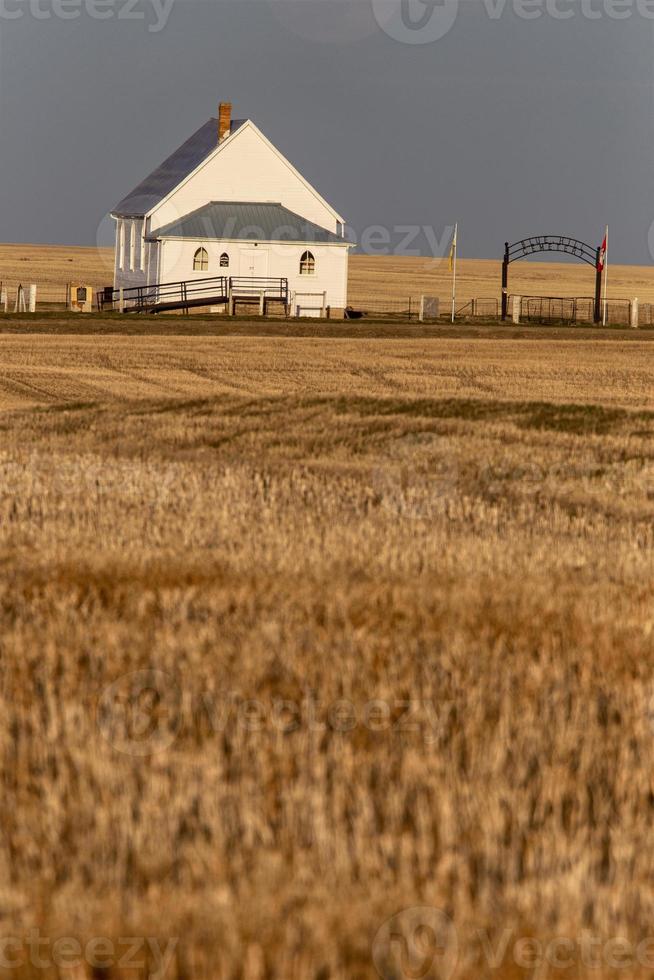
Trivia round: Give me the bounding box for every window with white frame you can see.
[300,250,315,275]
[220,252,229,268]
[193,247,209,272]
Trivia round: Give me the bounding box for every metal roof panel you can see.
[112,118,246,217]
[151,202,346,244]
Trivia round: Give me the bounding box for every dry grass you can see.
[2,243,654,308]
[0,243,113,294]
[2,335,654,979]
[348,255,654,307]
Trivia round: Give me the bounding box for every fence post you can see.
[631,297,639,330]
[501,243,509,320]
[118,288,125,313]
[1,288,7,313]
[28,285,36,313]
[512,295,521,324]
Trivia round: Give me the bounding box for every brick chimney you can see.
[218,102,232,143]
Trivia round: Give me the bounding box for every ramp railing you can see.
[98,275,288,312]
[229,277,289,302]
[98,276,229,312]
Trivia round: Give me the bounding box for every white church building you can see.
[110,102,350,316]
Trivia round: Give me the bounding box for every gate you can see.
[502,236,603,323]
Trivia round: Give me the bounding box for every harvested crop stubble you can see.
[0,336,653,978]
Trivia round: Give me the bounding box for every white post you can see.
[631,297,639,330]
[259,291,265,316]
[28,285,36,313]
[450,223,458,323]
[512,295,521,324]
[602,225,609,326]
[118,288,125,314]
[1,289,7,313]
[321,292,326,318]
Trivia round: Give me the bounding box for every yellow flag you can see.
[448,227,457,271]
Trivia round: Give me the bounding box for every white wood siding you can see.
[159,239,348,309]
[149,125,340,237]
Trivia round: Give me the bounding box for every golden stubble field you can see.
[2,243,654,307]
[2,334,654,979]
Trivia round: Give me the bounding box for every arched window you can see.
[220,252,229,268]
[300,250,315,275]
[193,247,208,272]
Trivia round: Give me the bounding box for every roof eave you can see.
[149,234,350,247]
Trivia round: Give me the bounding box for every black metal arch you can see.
[502,235,602,322]
[507,235,597,267]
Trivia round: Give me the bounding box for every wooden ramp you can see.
[98,276,289,315]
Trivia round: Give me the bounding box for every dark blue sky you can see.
[1,0,652,261]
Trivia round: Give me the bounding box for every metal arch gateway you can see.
[501,235,603,323]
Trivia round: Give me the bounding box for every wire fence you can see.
[0,283,78,312]
[347,296,420,319]
[603,300,632,325]
[31,285,70,311]
[0,282,651,327]
[349,295,501,320]
[455,297,500,319]
[510,295,640,327]
[520,296,585,324]
[637,303,654,327]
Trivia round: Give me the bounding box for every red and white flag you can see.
[597,229,608,271]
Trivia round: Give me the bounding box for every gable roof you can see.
[150,202,348,245]
[111,117,246,217]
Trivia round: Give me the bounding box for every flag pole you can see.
[450,223,458,323]
[602,225,609,326]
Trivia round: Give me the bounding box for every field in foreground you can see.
[2,335,654,978]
